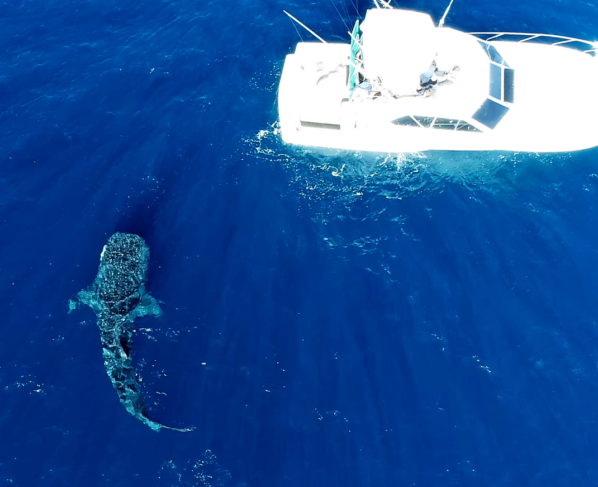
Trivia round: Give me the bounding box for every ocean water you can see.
[2,0,598,485]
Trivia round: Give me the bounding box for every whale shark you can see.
[69,232,191,432]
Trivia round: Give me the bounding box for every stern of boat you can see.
[278,43,351,147]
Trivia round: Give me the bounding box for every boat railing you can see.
[469,32,598,56]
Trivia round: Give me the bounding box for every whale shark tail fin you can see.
[160,424,196,433]
[140,414,195,433]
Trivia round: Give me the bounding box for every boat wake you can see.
[244,123,575,278]
[246,122,572,207]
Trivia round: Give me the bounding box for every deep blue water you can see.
[2,0,598,485]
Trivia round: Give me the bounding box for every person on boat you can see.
[416,84,437,97]
[420,60,441,87]
[355,80,373,95]
[353,48,366,84]
[370,76,384,99]
[419,61,459,89]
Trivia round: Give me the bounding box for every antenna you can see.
[283,11,328,43]
[438,0,455,27]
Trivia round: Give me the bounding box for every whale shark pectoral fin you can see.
[72,288,104,315]
[130,294,163,320]
[68,298,79,314]
[68,288,103,315]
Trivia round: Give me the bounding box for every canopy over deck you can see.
[360,9,438,94]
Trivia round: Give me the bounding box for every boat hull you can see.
[278,12,598,154]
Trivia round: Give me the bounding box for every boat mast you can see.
[283,11,328,43]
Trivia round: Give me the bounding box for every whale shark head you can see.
[69,232,161,319]
[96,233,150,315]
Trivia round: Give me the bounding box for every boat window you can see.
[391,116,420,127]
[392,117,484,132]
[456,121,483,132]
[432,118,459,130]
[472,98,509,129]
[504,68,515,103]
[478,41,506,65]
[414,116,434,128]
[490,63,502,100]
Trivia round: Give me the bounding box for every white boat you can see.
[278,5,598,153]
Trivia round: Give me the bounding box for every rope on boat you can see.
[283,11,328,44]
